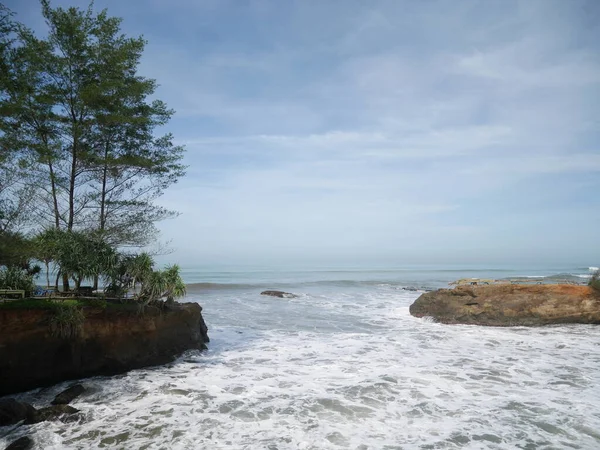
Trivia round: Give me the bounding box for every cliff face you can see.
[0,303,209,396]
[409,284,600,326]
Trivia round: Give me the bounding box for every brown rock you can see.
[409,284,600,326]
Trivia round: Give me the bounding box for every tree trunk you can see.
[62,273,70,292]
[47,159,60,229]
[45,261,50,288]
[67,138,77,232]
[93,144,110,291]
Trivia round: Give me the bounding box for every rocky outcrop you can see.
[0,399,36,426]
[5,436,33,450]
[261,290,298,298]
[51,384,85,405]
[23,405,80,425]
[409,284,600,326]
[0,302,209,396]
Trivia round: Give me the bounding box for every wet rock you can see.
[0,399,36,426]
[51,384,85,405]
[4,436,33,450]
[24,405,79,425]
[260,290,298,298]
[409,284,600,326]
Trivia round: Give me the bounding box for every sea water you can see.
[2,265,600,449]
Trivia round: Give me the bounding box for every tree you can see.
[0,1,186,290]
[38,229,118,291]
[139,264,186,305]
[0,230,36,267]
[0,5,38,233]
[0,155,35,233]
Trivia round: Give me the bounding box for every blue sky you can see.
[7,0,600,267]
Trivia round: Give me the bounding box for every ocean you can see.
[2,265,600,449]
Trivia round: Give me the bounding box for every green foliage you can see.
[0,1,185,250]
[0,231,36,267]
[85,298,107,310]
[36,229,118,289]
[0,1,189,295]
[139,264,186,305]
[0,265,36,295]
[590,271,600,293]
[49,303,85,338]
[0,299,57,310]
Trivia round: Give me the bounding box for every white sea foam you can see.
[2,286,600,449]
[589,267,599,272]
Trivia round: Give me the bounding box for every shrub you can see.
[0,266,36,296]
[590,270,600,293]
[49,304,85,338]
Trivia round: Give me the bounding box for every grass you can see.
[0,297,135,310]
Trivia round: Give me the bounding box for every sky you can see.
[6,0,600,267]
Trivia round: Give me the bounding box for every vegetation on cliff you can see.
[0,1,187,296]
[590,270,600,293]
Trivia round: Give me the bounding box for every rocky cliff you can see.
[409,284,600,326]
[0,303,209,396]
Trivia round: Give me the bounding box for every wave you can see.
[186,279,436,292]
[186,270,592,292]
[186,282,260,290]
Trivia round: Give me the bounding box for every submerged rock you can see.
[260,290,298,298]
[0,399,36,426]
[409,284,600,326]
[24,405,80,425]
[51,384,85,405]
[4,436,33,450]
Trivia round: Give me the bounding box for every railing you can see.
[0,289,26,300]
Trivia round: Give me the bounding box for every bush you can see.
[590,270,600,293]
[49,304,85,338]
[0,266,36,296]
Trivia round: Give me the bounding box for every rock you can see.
[0,399,36,426]
[24,405,80,425]
[4,436,33,450]
[260,290,298,298]
[51,384,85,405]
[0,302,209,396]
[409,284,600,326]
